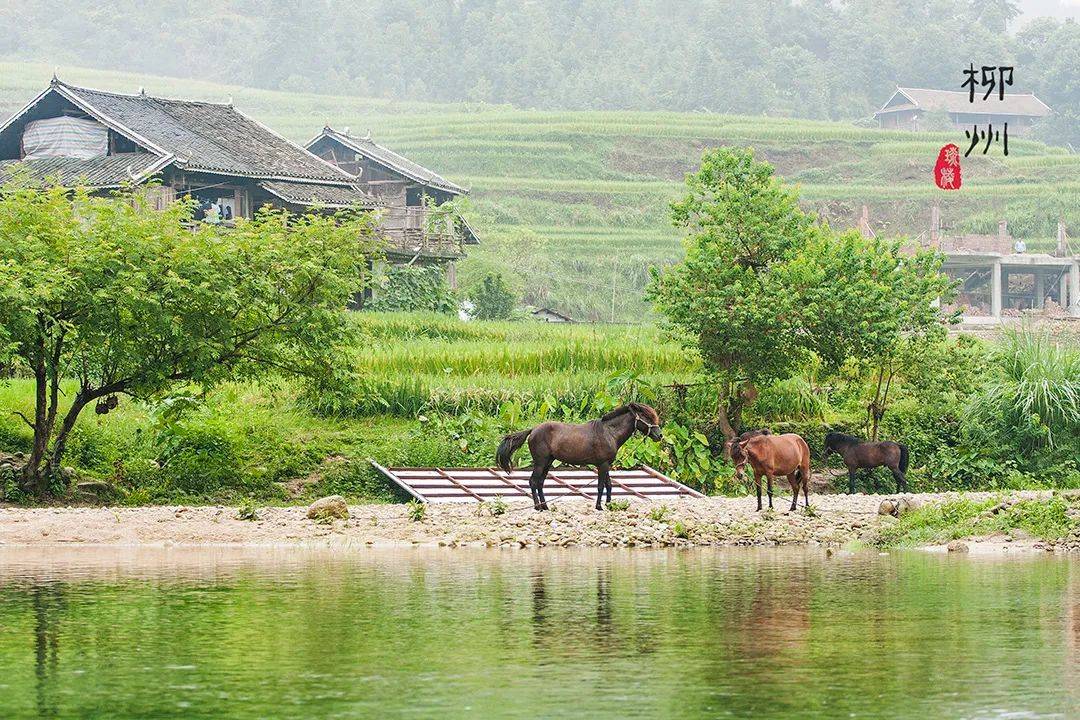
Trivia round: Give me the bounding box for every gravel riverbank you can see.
[0,490,1071,552]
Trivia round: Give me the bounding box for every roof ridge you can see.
[898,85,1040,98]
[55,79,233,107]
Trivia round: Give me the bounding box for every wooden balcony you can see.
[378,206,466,260]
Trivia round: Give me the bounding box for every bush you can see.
[367,264,456,314]
[467,273,517,320]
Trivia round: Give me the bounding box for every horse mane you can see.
[826,431,863,446]
[600,402,654,422]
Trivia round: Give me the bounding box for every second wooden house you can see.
[306,126,479,280]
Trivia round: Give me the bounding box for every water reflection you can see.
[0,548,1074,720]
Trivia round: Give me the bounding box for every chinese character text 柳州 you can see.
[962,64,1014,102]
[964,123,1009,157]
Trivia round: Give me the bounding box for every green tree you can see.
[0,183,377,496]
[468,273,516,320]
[647,148,953,438]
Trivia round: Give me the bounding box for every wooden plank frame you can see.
[368,461,703,504]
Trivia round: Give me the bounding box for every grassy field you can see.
[1,62,1075,321]
[0,315,696,504]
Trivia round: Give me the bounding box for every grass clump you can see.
[647,504,670,522]
[236,498,260,521]
[407,500,427,522]
[672,520,690,539]
[873,495,1077,548]
[606,499,630,512]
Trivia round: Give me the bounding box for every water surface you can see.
[0,547,1076,719]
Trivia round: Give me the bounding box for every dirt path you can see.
[0,491,1060,552]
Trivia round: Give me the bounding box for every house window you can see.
[406,187,425,207]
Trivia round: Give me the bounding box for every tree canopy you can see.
[647,147,954,437]
[0,182,377,495]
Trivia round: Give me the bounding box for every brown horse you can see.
[728,433,811,512]
[496,403,663,511]
[823,432,909,493]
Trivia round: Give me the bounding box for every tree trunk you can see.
[716,396,743,441]
[43,393,90,483]
[20,351,50,495]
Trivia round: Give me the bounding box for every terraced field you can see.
[2,62,1074,321]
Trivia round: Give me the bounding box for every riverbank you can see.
[2,491,1076,552]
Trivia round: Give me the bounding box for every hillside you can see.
[2,62,1075,321]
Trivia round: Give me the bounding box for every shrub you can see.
[467,273,516,320]
[367,265,456,314]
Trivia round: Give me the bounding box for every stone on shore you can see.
[947,540,969,553]
[307,495,349,521]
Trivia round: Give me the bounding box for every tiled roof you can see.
[309,127,467,195]
[876,87,1052,117]
[259,180,376,208]
[0,152,168,187]
[55,81,358,182]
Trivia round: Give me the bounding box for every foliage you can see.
[366,265,456,314]
[0,182,374,496]
[647,504,670,522]
[606,499,630,512]
[407,500,427,522]
[648,148,953,437]
[966,330,1079,453]
[872,495,1078,548]
[467,273,516,321]
[236,498,261,521]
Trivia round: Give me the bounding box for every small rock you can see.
[306,495,349,521]
[947,540,969,553]
[894,497,923,516]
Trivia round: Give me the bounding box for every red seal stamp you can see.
[934,144,962,190]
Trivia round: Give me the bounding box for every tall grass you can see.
[968,330,1080,450]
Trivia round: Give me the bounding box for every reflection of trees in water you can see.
[32,583,67,720]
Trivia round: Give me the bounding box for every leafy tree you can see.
[0,182,377,496]
[648,148,953,438]
[468,273,516,320]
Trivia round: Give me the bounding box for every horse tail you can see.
[898,443,910,474]
[496,429,532,472]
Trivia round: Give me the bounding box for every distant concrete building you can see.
[934,213,1079,322]
[875,87,1052,134]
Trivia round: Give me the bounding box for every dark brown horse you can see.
[727,433,811,512]
[823,432,909,493]
[496,403,663,511]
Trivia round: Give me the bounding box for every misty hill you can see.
[1,62,1075,322]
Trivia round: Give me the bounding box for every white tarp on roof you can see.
[22,116,108,160]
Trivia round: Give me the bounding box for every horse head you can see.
[628,403,663,441]
[727,437,751,480]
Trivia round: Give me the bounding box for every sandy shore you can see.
[0,491,1063,552]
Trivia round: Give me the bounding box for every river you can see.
[0,547,1075,719]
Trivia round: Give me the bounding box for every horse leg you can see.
[537,460,553,511]
[766,474,774,510]
[754,472,763,512]
[890,464,908,493]
[787,473,799,512]
[595,463,610,510]
[847,466,857,495]
[802,458,811,508]
[529,462,548,511]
